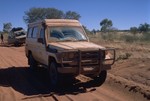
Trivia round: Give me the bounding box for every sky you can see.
[0,0,149,31]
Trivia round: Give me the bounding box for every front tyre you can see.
[49,62,59,86]
[92,70,107,86]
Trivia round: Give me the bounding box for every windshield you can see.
[48,27,87,42]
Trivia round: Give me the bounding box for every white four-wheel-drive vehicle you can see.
[25,19,115,86]
[8,27,26,46]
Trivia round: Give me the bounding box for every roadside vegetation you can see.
[1,7,150,60]
[88,31,150,60]
[85,19,150,61]
[88,31,150,43]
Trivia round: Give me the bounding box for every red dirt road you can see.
[0,46,148,101]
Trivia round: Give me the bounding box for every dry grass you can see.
[88,32,150,59]
[89,32,150,43]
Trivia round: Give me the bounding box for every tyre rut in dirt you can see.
[29,54,37,70]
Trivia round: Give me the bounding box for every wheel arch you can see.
[27,50,32,65]
[48,56,57,65]
[27,50,32,57]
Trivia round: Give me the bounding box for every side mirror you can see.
[37,38,44,44]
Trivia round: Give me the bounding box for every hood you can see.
[48,42,105,51]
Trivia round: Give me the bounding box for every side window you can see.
[32,27,38,38]
[27,28,33,38]
[40,28,45,39]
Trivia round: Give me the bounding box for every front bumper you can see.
[57,48,115,75]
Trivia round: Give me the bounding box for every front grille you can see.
[80,51,99,66]
[61,50,100,66]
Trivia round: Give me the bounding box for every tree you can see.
[91,29,96,34]
[3,22,12,32]
[45,8,64,19]
[130,27,138,35]
[108,27,118,31]
[100,18,113,32]
[64,11,81,20]
[138,23,150,33]
[23,8,64,24]
[23,7,81,24]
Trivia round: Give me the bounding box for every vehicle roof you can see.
[28,19,82,27]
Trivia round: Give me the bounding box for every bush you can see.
[141,32,150,42]
[121,34,139,43]
[89,31,150,43]
[116,53,132,61]
[100,32,118,41]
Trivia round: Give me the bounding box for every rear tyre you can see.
[92,70,107,86]
[28,54,37,70]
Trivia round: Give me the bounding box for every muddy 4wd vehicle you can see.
[8,27,26,46]
[25,19,115,86]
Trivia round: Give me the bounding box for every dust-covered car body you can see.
[8,27,26,46]
[25,19,115,85]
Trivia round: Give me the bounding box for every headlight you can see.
[105,51,111,59]
[103,49,115,65]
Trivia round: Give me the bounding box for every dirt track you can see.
[0,46,149,101]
